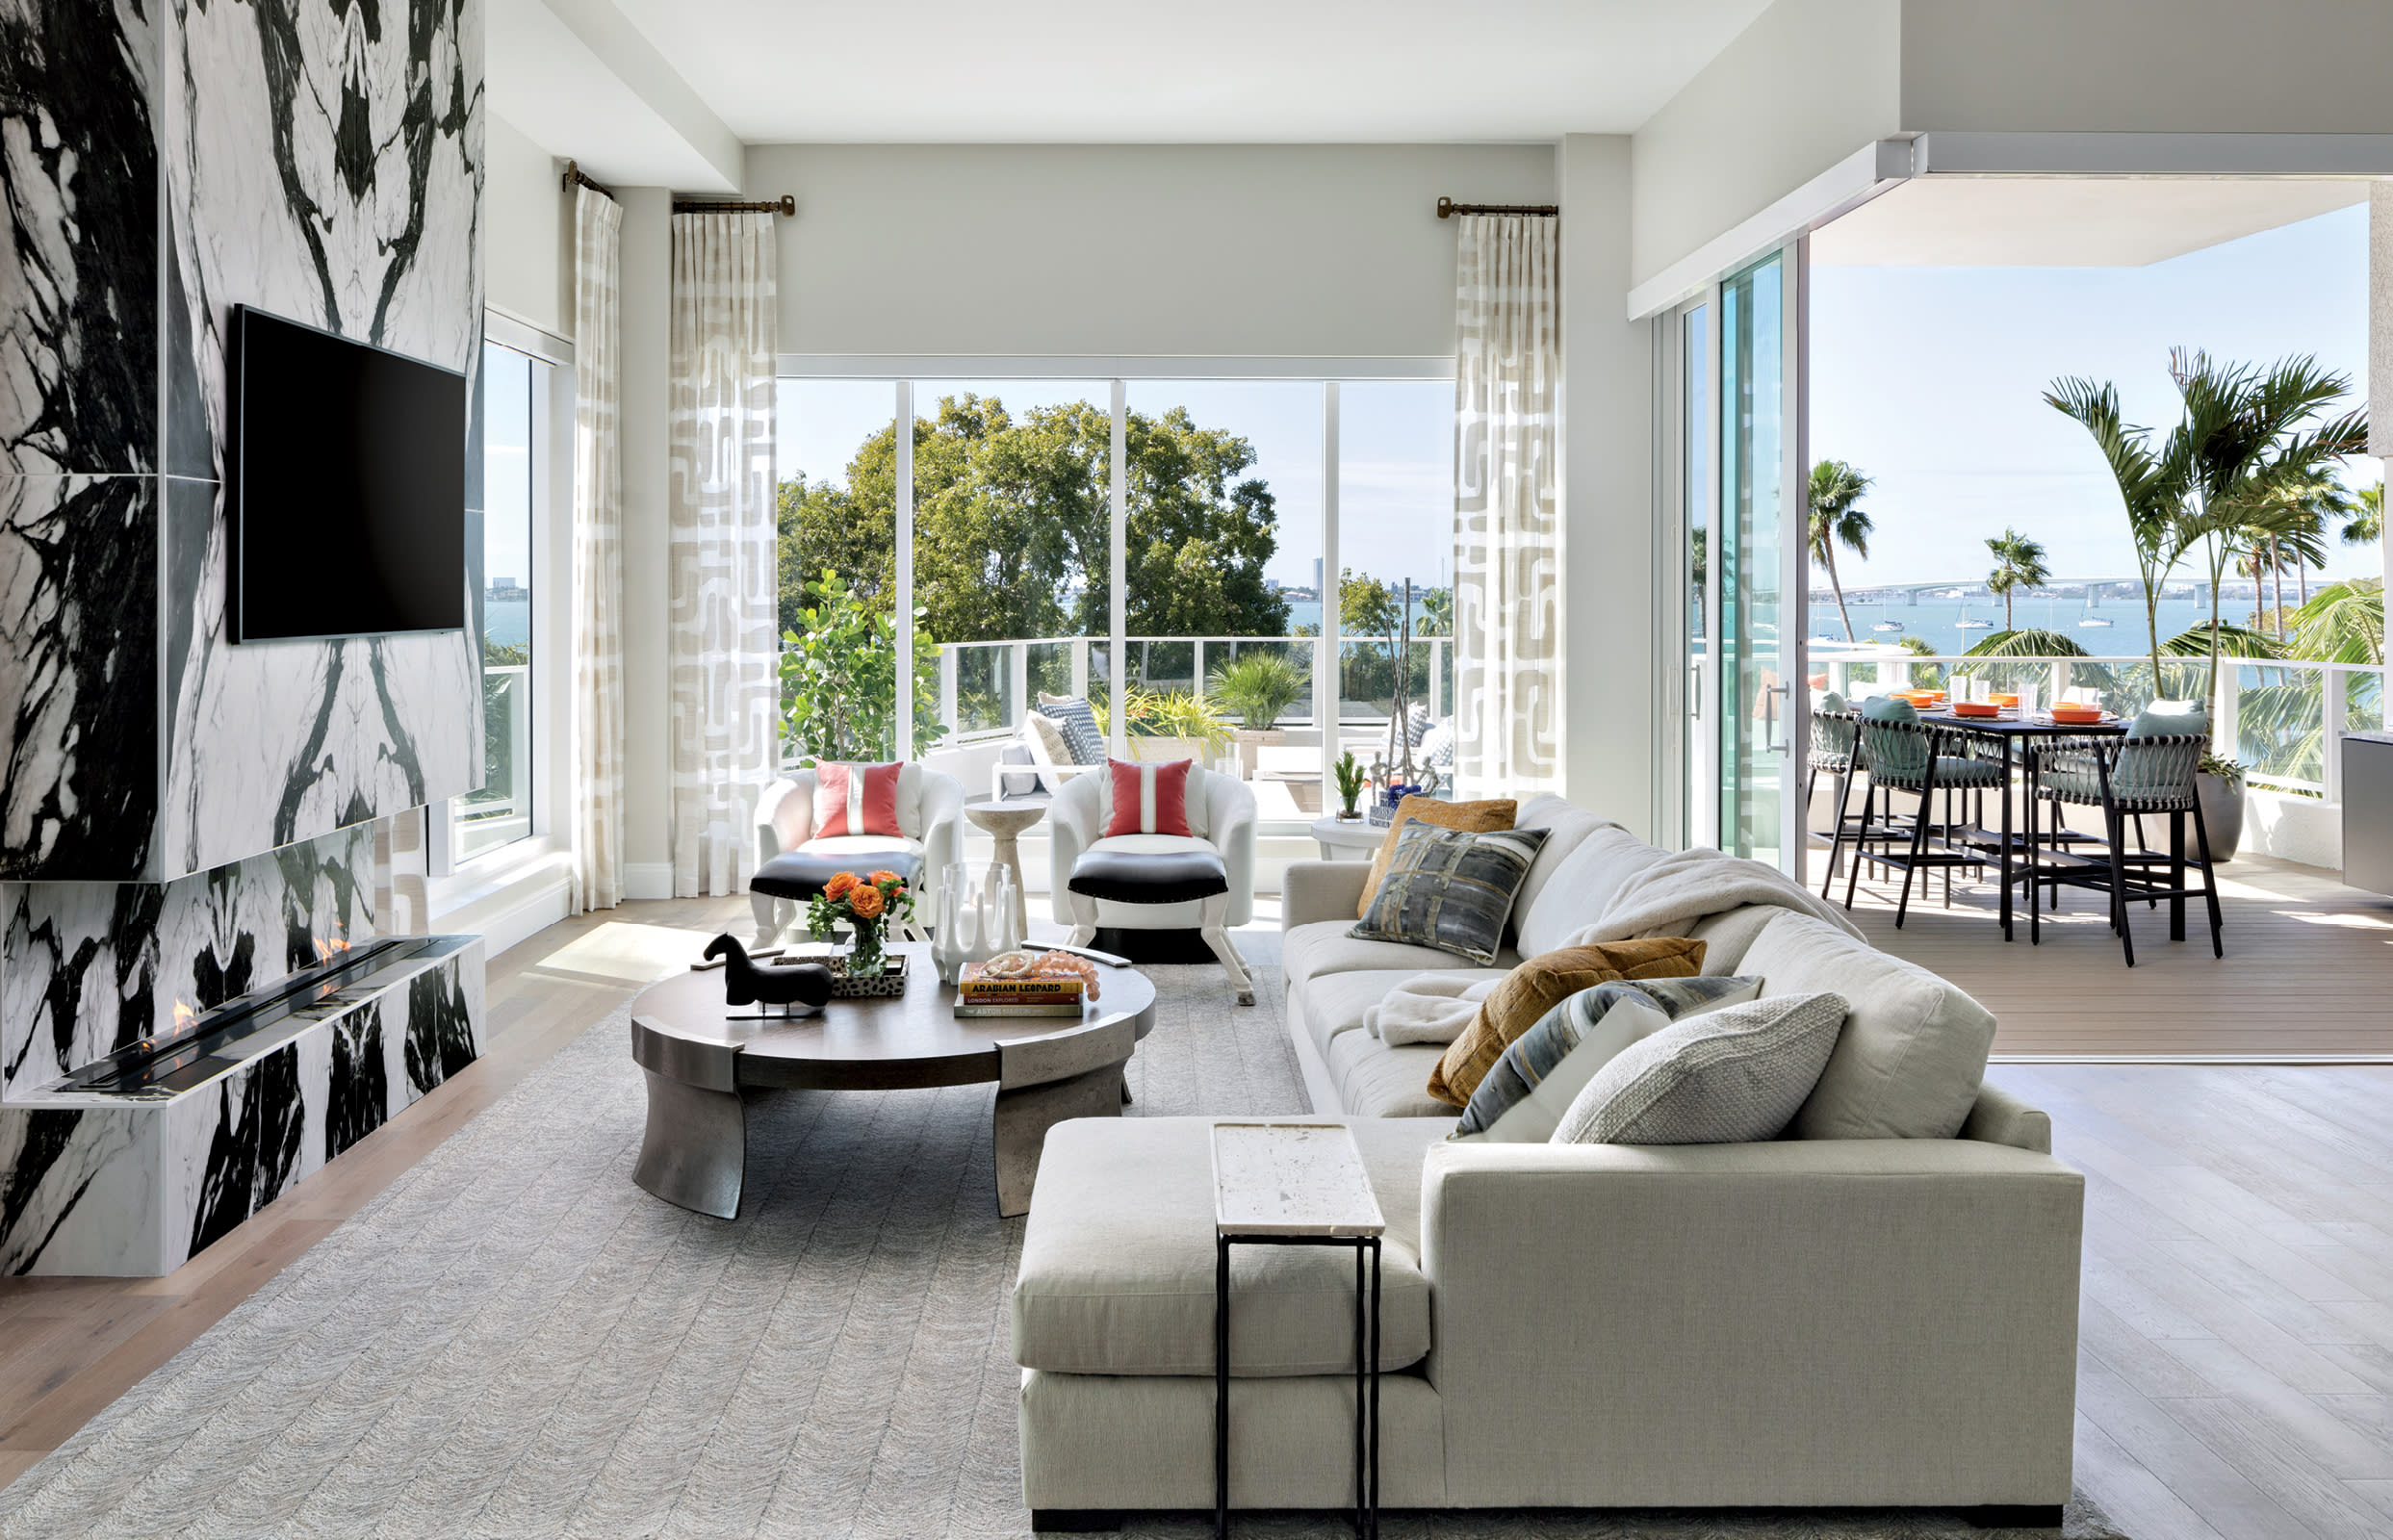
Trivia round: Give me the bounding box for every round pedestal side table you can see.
[1309,814,1387,862]
[965,799,1047,938]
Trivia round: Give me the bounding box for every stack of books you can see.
[955,964,1088,1018]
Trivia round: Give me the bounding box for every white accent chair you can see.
[752,765,965,945]
[1046,766,1257,1004]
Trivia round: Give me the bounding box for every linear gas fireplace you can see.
[55,937,472,1099]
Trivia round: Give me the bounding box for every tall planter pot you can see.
[2197,773,2245,862]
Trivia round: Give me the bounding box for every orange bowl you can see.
[1953,700,2000,718]
[2049,706,2102,724]
[1991,693,2020,708]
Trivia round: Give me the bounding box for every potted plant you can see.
[1332,750,1368,820]
[1121,688,1230,767]
[1208,653,1309,780]
[2197,752,2246,862]
[808,868,913,978]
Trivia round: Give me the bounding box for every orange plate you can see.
[1990,694,2020,707]
[2048,709,2103,724]
[1952,701,2000,718]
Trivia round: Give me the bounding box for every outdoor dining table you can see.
[1913,709,2130,941]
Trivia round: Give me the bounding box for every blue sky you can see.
[1811,203,2378,586]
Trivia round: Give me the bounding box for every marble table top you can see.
[1210,1122,1386,1237]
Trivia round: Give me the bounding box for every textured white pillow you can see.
[1552,991,1847,1145]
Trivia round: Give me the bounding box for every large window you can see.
[455,342,534,860]
[775,370,1454,831]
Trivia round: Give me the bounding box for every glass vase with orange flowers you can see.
[806,868,913,978]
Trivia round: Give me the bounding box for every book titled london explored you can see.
[956,953,1095,1017]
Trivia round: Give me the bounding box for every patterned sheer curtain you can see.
[1452,214,1562,798]
[667,211,779,897]
[570,186,626,911]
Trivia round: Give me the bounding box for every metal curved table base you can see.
[634,1070,747,1219]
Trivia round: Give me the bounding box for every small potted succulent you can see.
[1332,750,1368,820]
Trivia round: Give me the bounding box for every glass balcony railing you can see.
[1810,648,2385,801]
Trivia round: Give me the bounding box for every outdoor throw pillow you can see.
[811,760,905,838]
[1351,823,1550,974]
[1037,693,1107,764]
[1552,991,1848,1145]
[1425,935,1706,1107]
[1103,757,1195,837]
[1357,794,1517,919]
[1452,975,1763,1142]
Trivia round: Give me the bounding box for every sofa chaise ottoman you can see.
[1012,793,2086,1529]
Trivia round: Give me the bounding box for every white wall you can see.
[1899,0,2393,134]
[485,112,575,339]
[1629,0,1899,293]
[747,143,1555,359]
[1557,135,1656,830]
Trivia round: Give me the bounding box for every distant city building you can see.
[487,579,529,603]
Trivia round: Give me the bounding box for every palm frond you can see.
[1961,629,2090,658]
[2286,578,2383,665]
[2160,622,2283,660]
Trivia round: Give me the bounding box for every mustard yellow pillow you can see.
[1426,937,1708,1107]
[1358,796,1516,919]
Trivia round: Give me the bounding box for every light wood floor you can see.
[7,898,2393,1539]
[1833,846,2393,1059]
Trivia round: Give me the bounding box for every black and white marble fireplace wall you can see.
[0,0,487,886]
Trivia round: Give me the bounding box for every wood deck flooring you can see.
[1836,849,2393,1059]
[6,893,2393,1537]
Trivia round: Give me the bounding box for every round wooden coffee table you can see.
[629,942,1155,1219]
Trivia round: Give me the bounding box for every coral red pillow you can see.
[813,761,904,837]
[1104,759,1194,838]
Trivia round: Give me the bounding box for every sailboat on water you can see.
[1953,605,1993,632]
[2077,593,2113,629]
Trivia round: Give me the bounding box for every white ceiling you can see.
[1811,177,2370,267]
[598,0,1777,143]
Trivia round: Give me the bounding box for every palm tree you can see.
[1983,527,2050,631]
[2342,482,2382,548]
[2046,377,2178,684]
[2160,349,2367,701]
[2288,578,2383,666]
[1807,460,1873,642]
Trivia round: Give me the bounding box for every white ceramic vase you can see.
[932,862,1020,984]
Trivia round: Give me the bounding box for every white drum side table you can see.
[1309,815,1385,862]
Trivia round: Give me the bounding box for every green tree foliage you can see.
[1982,527,2050,631]
[2287,578,2383,666]
[2341,481,2381,547]
[779,570,944,762]
[777,395,1290,648]
[1807,460,1873,642]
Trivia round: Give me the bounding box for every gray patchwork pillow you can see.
[1552,991,1847,1145]
[1453,975,1763,1142]
[1350,822,1550,966]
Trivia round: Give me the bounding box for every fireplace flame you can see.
[313,926,352,964]
[172,999,195,1030]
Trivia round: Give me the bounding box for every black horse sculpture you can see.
[705,934,836,1012]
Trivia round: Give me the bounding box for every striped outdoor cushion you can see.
[1037,694,1106,764]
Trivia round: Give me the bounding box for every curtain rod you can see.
[673,195,797,217]
[562,159,615,200]
[1435,196,1558,218]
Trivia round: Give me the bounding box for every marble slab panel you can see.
[0,0,160,477]
[0,824,378,1103]
[0,475,160,880]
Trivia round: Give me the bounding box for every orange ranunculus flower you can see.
[847,884,886,919]
[823,871,858,900]
[868,869,901,887]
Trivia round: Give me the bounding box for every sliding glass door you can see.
[1673,244,1805,871]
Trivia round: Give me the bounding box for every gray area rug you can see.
[0,957,2123,1539]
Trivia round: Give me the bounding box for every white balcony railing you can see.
[457,663,532,860]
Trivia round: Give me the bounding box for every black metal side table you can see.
[1210,1122,1386,1540]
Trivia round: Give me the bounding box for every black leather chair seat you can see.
[1068,847,1229,906]
[751,848,925,902]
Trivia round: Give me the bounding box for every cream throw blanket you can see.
[1363,845,1864,1046]
[1366,976,1502,1045]
[1558,846,1866,947]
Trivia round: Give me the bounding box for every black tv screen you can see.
[230,305,467,642]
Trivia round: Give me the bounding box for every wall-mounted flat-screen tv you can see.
[229,305,467,643]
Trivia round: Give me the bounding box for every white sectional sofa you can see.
[1014,794,2084,1529]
